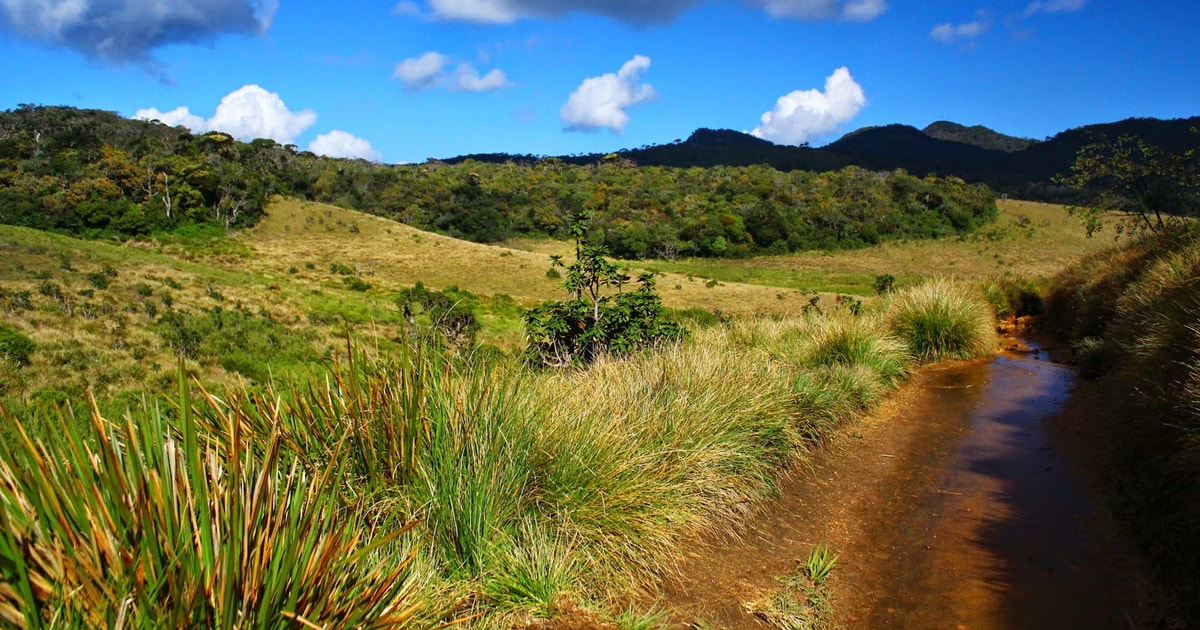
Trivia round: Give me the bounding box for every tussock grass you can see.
[1046,227,1200,622]
[0,381,430,628]
[1,277,997,625]
[886,280,997,361]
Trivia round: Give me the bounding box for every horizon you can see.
[2,1,1197,164]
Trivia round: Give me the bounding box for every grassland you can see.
[506,200,1110,295]
[0,194,1109,627]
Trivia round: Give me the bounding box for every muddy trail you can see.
[656,339,1141,629]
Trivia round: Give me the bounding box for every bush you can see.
[0,324,35,366]
[524,221,684,367]
[343,276,372,292]
[886,280,996,361]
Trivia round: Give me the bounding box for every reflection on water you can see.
[858,342,1132,629]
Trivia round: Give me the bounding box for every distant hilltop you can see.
[446,115,1200,203]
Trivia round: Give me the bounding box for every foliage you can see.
[396,282,481,347]
[0,378,428,628]
[0,105,998,256]
[524,220,684,367]
[0,325,34,367]
[154,305,319,380]
[1045,226,1200,623]
[1058,133,1199,236]
[872,273,896,296]
[886,280,996,361]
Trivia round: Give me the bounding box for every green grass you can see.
[886,280,997,361]
[745,544,838,630]
[1045,227,1200,620]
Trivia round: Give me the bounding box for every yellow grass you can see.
[240,197,832,317]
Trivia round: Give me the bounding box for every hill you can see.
[446,116,1200,204]
[921,121,1039,152]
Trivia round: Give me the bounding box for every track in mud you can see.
[659,341,1137,629]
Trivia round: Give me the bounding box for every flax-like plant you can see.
[0,371,429,628]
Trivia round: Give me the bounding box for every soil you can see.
[649,338,1148,629]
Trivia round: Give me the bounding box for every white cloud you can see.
[393,51,511,92]
[754,0,887,21]
[135,84,317,144]
[452,64,512,91]
[0,0,276,63]
[931,18,988,44]
[1024,0,1087,16]
[750,66,866,146]
[308,130,382,161]
[560,55,656,134]
[394,51,449,89]
[401,0,887,24]
[134,105,207,131]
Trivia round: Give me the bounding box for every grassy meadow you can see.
[0,194,1106,627]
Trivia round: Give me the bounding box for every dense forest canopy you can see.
[0,104,1001,258]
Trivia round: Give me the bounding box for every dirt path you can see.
[654,342,1141,628]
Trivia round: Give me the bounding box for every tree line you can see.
[0,105,998,258]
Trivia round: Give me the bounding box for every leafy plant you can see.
[0,325,35,366]
[805,544,838,584]
[524,218,684,367]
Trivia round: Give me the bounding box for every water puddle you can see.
[847,343,1133,628]
[660,340,1136,628]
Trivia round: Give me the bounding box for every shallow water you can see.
[852,344,1132,628]
[659,341,1136,629]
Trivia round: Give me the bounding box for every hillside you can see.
[921,121,1039,152]
[447,116,1200,204]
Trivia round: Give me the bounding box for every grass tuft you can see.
[886,279,996,361]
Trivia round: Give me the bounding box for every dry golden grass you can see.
[517,200,1118,295]
[240,197,831,317]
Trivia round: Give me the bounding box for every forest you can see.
[0,105,998,258]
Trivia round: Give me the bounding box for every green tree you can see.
[524,217,684,367]
[1060,134,1199,236]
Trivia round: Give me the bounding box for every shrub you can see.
[524,218,684,367]
[343,276,372,292]
[0,324,35,366]
[886,280,995,361]
[86,271,109,289]
[873,274,896,296]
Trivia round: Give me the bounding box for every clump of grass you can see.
[1045,227,1200,623]
[886,279,996,361]
[745,544,838,630]
[804,315,910,386]
[0,379,429,628]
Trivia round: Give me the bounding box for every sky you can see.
[0,1,1197,164]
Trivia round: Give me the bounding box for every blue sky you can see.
[1,1,1197,164]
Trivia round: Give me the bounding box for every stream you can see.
[661,340,1138,628]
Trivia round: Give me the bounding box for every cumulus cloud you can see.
[452,64,512,91]
[930,16,989,44]
[754,0,887,21]
[135,84,317,144]
[393,51,511,91]
[399,0,886,24]
[0,0,276,64]
[560,55,656,134]
[750,66,866,146]
[393,51,450,89]
[1024,0,1087,16]
[308,130,382,161]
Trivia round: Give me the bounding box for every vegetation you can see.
[524,220,684,367]
[886,280,997,361]
[1059,133,1199,236]
[1,106,997,259]
[747,544,839,630]
[1045,227,1200,622]
[0,273,998,626]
